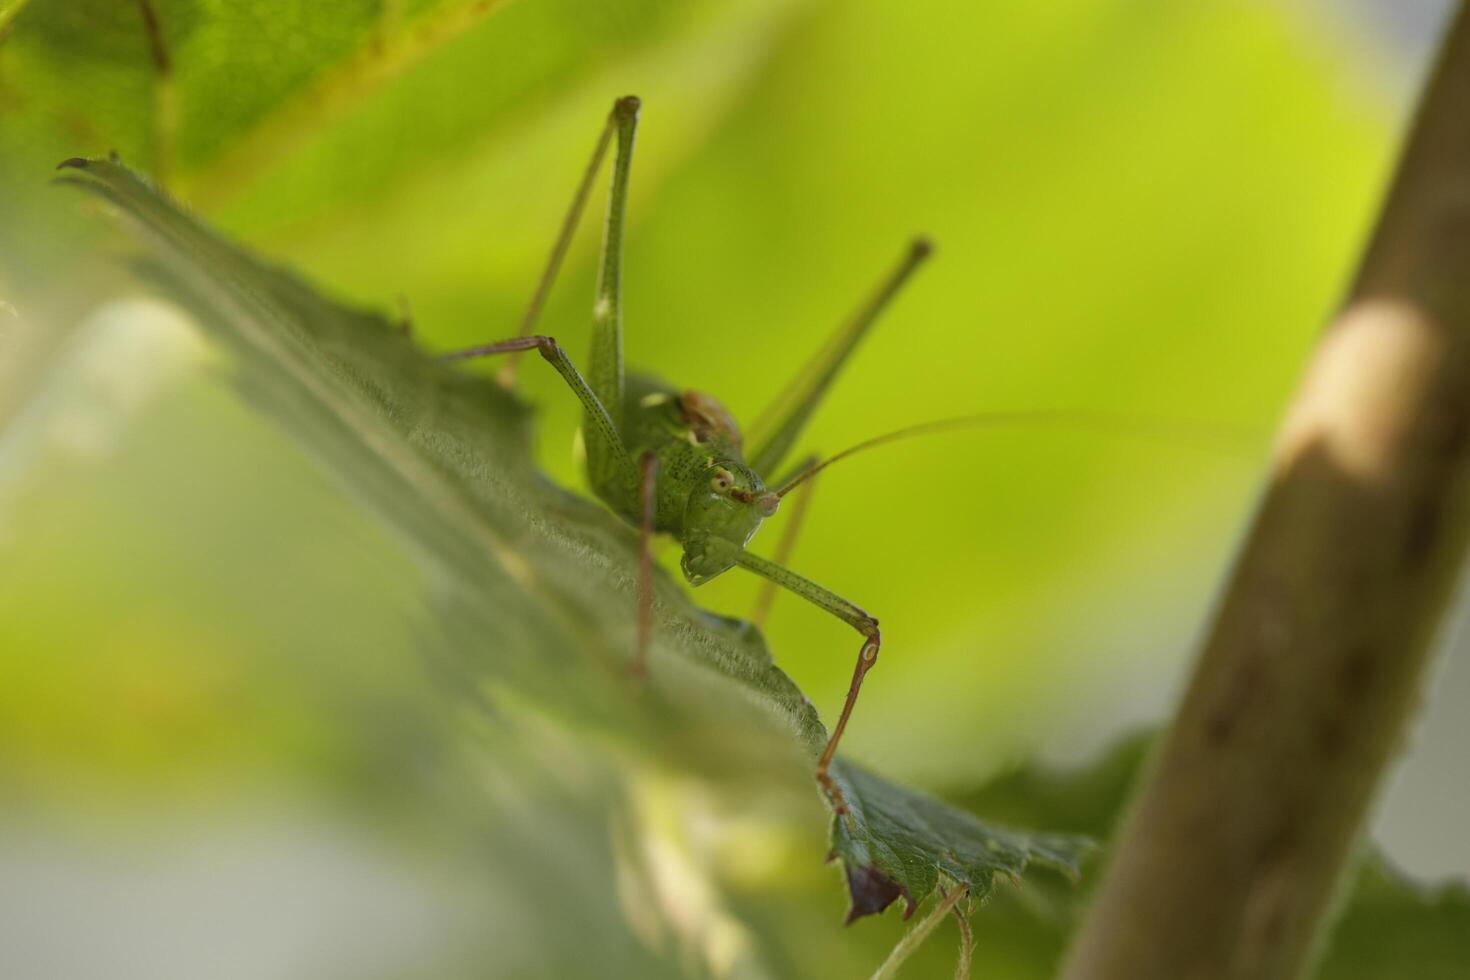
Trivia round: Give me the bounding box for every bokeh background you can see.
[1,0,1466,977]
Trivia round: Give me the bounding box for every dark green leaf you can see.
[828,760,1090,923]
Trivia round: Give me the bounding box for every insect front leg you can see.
[750,454,820,627]
[701,537,880,815]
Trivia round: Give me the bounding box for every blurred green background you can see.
[2,0,1467,977]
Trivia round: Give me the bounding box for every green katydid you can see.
[441,95,1234,814]
[441,95,929,813]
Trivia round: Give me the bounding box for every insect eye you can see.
[710,468,734,492]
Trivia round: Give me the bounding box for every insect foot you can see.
[613,94,640,119]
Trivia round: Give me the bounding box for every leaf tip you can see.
[842,862,908,925]
[56,157,90,171]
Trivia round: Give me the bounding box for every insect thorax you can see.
[588,373,764,546]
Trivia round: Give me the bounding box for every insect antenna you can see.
[774,410,1262,498]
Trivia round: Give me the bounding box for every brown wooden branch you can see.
[1060,5,1470,978]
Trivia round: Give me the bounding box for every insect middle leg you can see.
[634,451,660,678]
[440,335,633,479]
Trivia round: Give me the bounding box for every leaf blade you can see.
[830,760,1091,923]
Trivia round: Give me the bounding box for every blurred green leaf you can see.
[0,0,793,290]
[1317,863,1470,980]
[57,155,1086,923]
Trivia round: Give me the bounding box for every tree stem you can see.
[1060,5,1470,978]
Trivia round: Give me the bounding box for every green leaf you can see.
[1316,863,1470,980]
[828,760,1088,923]
[56,155,1088,921]
[0,0,795,291]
